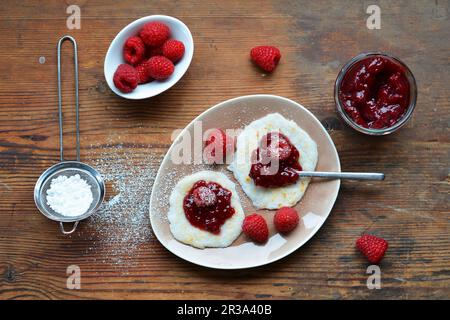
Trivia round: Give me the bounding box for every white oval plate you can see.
[149,95,341,269]
[104,15,194,100]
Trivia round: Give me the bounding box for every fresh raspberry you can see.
[204,129,235,164]
[250,46,281,72]
[135,60,153,84]
[242,214,269,243]
[139,22,170,47]
[260,132,292,161]
[147,56,174,80]
[192,186,217,207]
[162,39,185,63]
[356,234,389,264]
[113,64,139,93]
[147,45,163,58]
[274,207,299,233]
[123,36,146,66]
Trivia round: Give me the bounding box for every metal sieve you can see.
[34,36,105,235]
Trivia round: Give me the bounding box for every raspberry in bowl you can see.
[335,52,417,135]
[104,15,194,99]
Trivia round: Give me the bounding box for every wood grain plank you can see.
[0,0,449,300]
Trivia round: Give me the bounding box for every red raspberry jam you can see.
[249,132,302,188]
[183,180,235,234]
[338,55,410,129]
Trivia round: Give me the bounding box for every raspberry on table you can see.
[113,64,139,93]
[274,207,299,233]
[242,214,269,243]
[356,234,389,264]
[250,45,281,72]
[162,39,185,63]
[139,22,170,47]
[147,56,175,80]
[123,36,146,66]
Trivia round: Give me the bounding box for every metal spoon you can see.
[295,171,384,181]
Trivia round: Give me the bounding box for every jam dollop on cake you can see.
[338,55,410,129]
[183,180,235,234]
[249,132,302,188]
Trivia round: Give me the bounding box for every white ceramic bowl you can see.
[104,15,194,99]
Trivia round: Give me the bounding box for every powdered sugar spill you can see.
[84,143,161,265]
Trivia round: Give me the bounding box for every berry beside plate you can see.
[356,234,388,264]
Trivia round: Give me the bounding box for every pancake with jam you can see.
[228,113,318,209]
[168,171,244,249]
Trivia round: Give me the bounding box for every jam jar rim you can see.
[334,52,417,136]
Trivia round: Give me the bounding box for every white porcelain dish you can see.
[104,15,194,99]
[149,95,341,269]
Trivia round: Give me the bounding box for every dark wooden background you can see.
[0,0,449,299]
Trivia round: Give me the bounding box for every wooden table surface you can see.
[0,0,449,300]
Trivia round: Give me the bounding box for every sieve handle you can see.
[59,221,79,235]
[57,35,80,162]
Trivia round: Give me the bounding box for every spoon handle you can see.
[297,171,385,181]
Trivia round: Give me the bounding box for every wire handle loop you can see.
[57,36,79,162]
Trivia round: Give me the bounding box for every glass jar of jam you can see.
[335,52,417,135]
